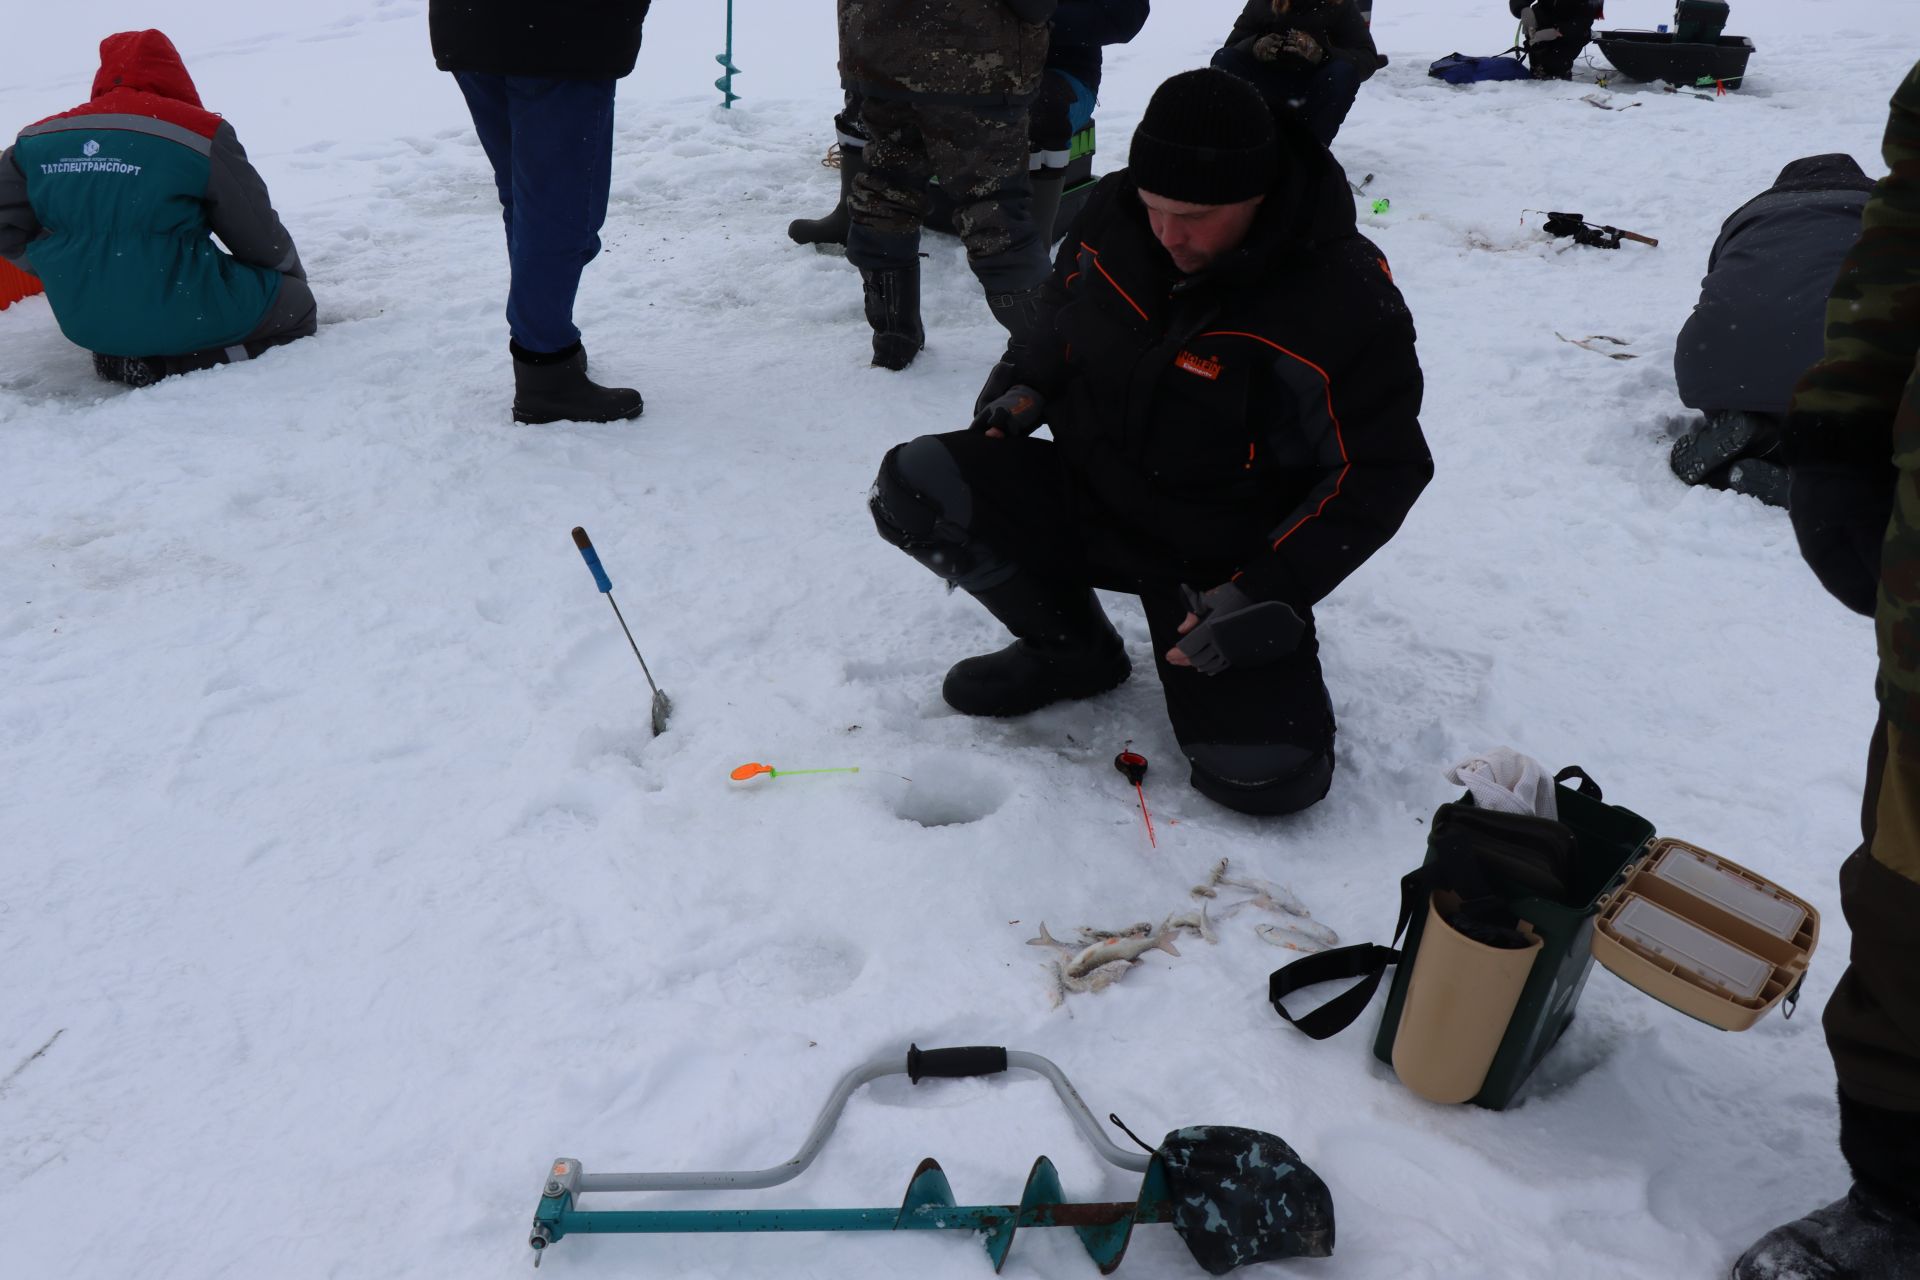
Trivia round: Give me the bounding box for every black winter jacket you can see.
[839,0,1056,105]
[1006,122,1430,607]
[1225,0,1382,82]
[1047,0,1151,96]
[429,0,652,80]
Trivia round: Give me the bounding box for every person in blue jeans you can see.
[428,1,650,424]
[1212,0,1382,149]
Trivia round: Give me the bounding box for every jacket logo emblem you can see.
[82,139,100,157]
[1175,350,1222,381]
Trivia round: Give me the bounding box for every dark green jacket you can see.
[0,30,302,357]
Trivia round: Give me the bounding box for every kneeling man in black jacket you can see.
[870,68,1431,816]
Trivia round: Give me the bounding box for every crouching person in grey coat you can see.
[1669,153,1877,506]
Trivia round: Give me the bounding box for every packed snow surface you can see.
[4,2,1916,1277]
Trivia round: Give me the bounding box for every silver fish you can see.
[1029,921,1183,979]
[1255,919,1340,952]
[1195,857,1313,918]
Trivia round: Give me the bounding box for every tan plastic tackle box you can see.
[1591,838,1820,1030]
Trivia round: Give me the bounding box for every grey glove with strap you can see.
[1174,583,1306,674]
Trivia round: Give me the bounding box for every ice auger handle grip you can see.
[907,1044,1008,1083]
[571,526,613,593]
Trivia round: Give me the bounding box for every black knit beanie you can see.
[1128,68,1278,205]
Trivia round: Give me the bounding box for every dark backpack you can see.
[1428,51,1532,83]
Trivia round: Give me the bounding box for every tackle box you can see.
[1374,783,1819,1109]
[1592,838,1818,1031]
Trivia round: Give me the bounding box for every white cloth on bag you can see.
[1446,748,1559,819]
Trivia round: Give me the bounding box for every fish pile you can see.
[1027,911,1215,1008]
[1190,858,1340,953]
[1025,858,1341,1007]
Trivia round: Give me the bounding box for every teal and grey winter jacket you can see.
[0,29,304,357]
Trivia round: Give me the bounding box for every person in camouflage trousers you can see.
[837,0,1058,371]
[1734,59,1920,1280]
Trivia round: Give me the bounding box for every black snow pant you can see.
[873,430,1336,816]
[1827,715,1920,1213]
[846,97,1050,295]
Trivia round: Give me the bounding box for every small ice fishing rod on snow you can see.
[1114,746,1156,848]
[571,526,672,735]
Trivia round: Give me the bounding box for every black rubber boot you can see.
[861,265,925,371]
[510,341,643,425]
[1725,458,1791,508]
[1731,1184,1920,1279]
[92,353,162,388]
[986,284,1048,355]
[943,574,1131,716]
[1030,169,1067,247]
[787,143,863,247]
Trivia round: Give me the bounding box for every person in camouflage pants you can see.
[836,0,1057,370]
[1734,60,1920,1280]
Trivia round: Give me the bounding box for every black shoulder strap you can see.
[1268,871,1423,1040]
[1268,942,1401,1040]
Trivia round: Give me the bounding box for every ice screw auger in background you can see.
[571,526,672,736]
[714,0,741,108]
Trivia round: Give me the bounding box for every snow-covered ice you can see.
[4,2,1917,1277]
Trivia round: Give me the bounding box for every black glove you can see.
[1174,583,1306,674]
[1788,463,1894,618]
[971,383,1045,437]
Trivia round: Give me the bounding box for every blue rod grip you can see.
[571,526,612,594]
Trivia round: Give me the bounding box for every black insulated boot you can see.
[943,574,1131,717]
[787,143,863,247]
[861,265,925,371]
[92,352,162,387]
[1731,1183,1920,1279]
[510,341,643,425]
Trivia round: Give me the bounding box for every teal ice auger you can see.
[714,0,741,108]
[529,1046,1165,1271]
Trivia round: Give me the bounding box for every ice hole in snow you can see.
[893,757,1010,828]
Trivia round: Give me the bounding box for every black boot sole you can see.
[514,397,644,426]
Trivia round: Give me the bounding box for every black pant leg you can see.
[1140,586,1336,816]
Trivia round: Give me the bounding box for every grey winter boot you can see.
[943,573,1131,717]
[787,142,864,247]
[1731,1184,1920,1279]
[861,264,925,371]
[510,341,643,425]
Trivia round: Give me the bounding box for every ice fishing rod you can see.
[1114,747,1156,848]
[571,526,672,735]
[1538,210,1658,250]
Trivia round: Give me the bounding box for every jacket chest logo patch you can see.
[1175,350,1223,381]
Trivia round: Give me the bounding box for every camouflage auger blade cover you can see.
[1157,1125,1335,1273]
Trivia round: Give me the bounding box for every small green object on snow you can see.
[1371,198,1390,215]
